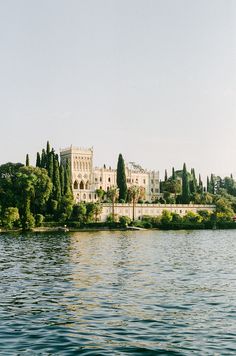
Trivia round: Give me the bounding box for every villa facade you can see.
[60,146,160,203]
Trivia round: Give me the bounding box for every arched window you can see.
[74,181,78,190]
[89,194,91,200]
[80,181,84,190]
[85,181,89,190]
[83,194,86,200]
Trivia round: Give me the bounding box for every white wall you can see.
[100,203,215,221]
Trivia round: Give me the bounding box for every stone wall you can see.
[100,203,215,222]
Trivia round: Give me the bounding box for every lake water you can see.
[0,230,235,355]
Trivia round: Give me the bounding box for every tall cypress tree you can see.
[25,154,29,166]
[190,168,197,194]
[47,153,54,181]
[198,174,203,194]
[116,154,127,202]
[210,174,215,194]
[164,169,168,181]
[36,152,41,167]
[41,149,46,169]
[181,163,190,203]
[64,159,72,195]
[60,164,65,196]
[207,176,210,193]
[46,141,50,155]
[53,158,61,202]
[172,167,176,180]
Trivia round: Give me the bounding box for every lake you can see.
[0,230,235,355]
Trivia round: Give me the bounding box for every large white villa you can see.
[60,146,160,203]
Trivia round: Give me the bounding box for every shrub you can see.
[35,214,44,227]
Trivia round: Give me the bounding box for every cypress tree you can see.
[190,168,197,194]
[181,163,190,203]
[207,176,210,193]
[53,158,61,202]
[47,153,54,180]
[198,174,203,194]
[164,169,168,181]
[172,167,176,180]
[210,174,215,194]
[116,154,127,202]
[64,159,72,195]
[46,141,50,155]
[60,164,65,196]
[41,149,46,169]
[36,152,41,167]
[25,154,29,166]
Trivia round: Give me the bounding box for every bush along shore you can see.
[1,141,236,231]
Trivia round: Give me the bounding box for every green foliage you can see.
[53,158,61,202]
[35,214,44,227]
[181,163,190,203]
[117,154,127,202]
[25,154,30,166]
[36,152,41,167]
[161,210,172,225]
[119,215,131,227]
[183,211,203,224]
[2,207,20,229]
[95,188,105,202]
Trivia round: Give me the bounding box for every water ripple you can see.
[0,230,235,355]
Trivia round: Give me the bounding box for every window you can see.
[100,177,102,182]
[95,178,98,182]
[80,181,84,190]
[74,181,78,190]
[108,177,111,182]
[143,179,146,184]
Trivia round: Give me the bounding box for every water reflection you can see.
[0,230,235,354]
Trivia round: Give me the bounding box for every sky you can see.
[0,0,236,180]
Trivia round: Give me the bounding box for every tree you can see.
[190,168,197,195]
[172,167,176,180]
[164,169,168,181]
[0,163,24,209]
[72,203,87,224]
[119,215,131,227]
[117,154,127,202]
[16,166,53,220]
[127,185,140,221]
[161,210,172,225]
[2,207,20,229]
[107,186,119,221]
[36,152,41,167]
[198,174,203,194]
[53,158,61,203]
[95,188,105,202]
[60,165,65,196]
[64,159,72,195]
[181,163,190,203]
[41,149,47,169]
[25,154,30,166]
[47,153,54,180]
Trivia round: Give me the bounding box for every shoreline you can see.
[1,225,236,233]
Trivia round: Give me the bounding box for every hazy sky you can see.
[0,0,236,179]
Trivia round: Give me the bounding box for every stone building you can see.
[60,146,160,203]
